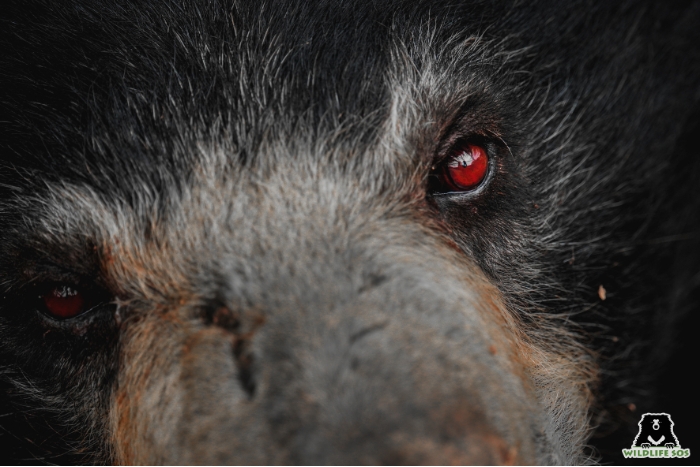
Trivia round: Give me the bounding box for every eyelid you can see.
[20,259,89,285]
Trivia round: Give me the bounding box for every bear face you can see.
[0,1,699,464]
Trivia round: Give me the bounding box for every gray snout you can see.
[173,275,542,465]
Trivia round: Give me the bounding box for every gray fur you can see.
[1,1,698,464]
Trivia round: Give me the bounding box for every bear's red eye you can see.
[442,144,489,191]
[42,285,86,319]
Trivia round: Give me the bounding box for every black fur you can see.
[1,0,699,464]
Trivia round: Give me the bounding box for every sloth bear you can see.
[0,0,699,464]
[632,413,679,449]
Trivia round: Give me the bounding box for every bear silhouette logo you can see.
[622,413,690,458]
[632,413,679,449]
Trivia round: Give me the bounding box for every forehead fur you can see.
[0,1,523,199]
[9,24,510,251]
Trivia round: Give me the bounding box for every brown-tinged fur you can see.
[1,1,698,464]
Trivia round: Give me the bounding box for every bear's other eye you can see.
[429,143,490,194]
[41,285,86,319]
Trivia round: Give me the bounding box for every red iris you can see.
[43,285,85,319]
[443,144,488,190]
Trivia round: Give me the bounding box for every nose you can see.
[123,247,545,464]
[206,273,543,465]
[256,310,535,465]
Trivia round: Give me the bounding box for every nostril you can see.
[204,306,265,398]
